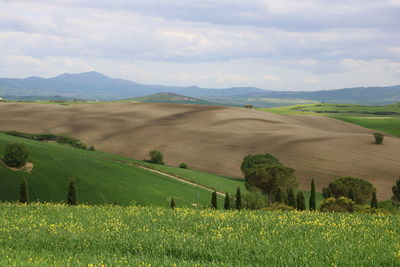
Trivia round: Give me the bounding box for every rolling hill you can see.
[124,92,220,105]
[0,102,398,199]
[1,71,399,105]
[0,132,231,206]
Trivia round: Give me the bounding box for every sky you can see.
[0,0,399,91]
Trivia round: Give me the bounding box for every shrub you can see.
[149,150,164,165]
[262,203,295,212]
[3,143,29,168]
[243,192,267,210]
[320,197,355,213]
[322,176,376,205]
[179,163,187,169]
[88,146,96,151]
[373,132,384,144]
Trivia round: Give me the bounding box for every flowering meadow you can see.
[0,203,399,266]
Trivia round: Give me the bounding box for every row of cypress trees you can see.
[17,178,77,205]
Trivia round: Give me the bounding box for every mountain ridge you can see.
[0,71,399,105]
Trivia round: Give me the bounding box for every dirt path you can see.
[109,158,225,197]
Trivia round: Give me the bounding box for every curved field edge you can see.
[260,104,400,137]
[0,133,225,207]
[0,203,399,266]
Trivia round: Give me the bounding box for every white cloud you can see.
[0,0,399,90]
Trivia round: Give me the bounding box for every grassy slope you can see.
[262,103,400,137]
[0,133,225,207]
[0,204,398,266]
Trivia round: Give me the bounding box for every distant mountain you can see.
[0,71,399,105]
[125,93,222,106]
[0,72,265,100]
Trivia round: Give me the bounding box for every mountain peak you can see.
[52,71,110,80]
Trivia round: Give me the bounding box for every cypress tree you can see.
[235,187,242,210]
[348,188,355,202]
[224,192,230,210]
[275,188,286,203]
[170,197,176,209]
[296,191,306,211]
[392,177,400,203]
[287,188,296,208]
[67,179,77,205]
[19,178,28,204]
[211,191,217,209]
[309,179,316,211]
[370,192,378,208]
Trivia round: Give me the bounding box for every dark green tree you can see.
[149,150,164,164]
[241,153,280,175]
[370,192,378,208]
[224,192,230,210]
[373,132,384,144]
[348,188,355,201]
[235,187,242,210]
[287,188,296,208]
[170,197,176,209]
[274,188,286,203]
[211,191,217,209]
[309,179,316,211]
[19,178,28,204]
[67,179,77,205]
[296,191,306,210]
[3,143,29,168]
[322,176,376,205]
[244,161,298,203]
[179,163,187,169]
[392,177,400,203]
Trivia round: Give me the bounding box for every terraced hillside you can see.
[0,102,399,199]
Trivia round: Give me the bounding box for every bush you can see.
[179,163,187,169]
[320,197,355,213]
[149,150,164,165]
[243,192,267,210]
[322,176,376,205]
[262,203,295,212]
[3,143,29,168]
[88,146,96,151]
[373,132,384,144]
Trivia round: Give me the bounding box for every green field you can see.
[0,133,228,207]
[0,203,398,266]
[262,103,400,137]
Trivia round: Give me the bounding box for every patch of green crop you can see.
[0,203,398,266]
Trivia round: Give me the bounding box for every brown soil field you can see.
[0,102,398,199]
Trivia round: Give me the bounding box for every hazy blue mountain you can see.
[0,71,399,105]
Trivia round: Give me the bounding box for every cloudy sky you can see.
[0,0,399,90]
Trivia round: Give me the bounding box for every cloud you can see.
[0,0,399,90]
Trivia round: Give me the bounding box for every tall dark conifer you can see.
[296,191,306,211]
[224,192,230,210]
[287,188,296,208]
[211,191,217,209]
[309,179,316,211]
[19,178,28,204]
[235,187,242,210]
[170,197,176,209]
[370,192,378,208]
[67,179,77,205]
